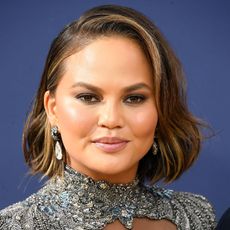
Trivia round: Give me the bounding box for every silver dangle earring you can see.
[51,126,63,160]
[152,141,158,155]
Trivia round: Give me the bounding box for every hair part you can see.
[23,4,206,183]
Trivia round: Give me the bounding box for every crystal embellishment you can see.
[0,165,216,229]
[55,141,62,160]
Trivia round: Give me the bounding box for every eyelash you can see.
[125,95,146,104]
[76,94,100,104]
[75,93,147,105]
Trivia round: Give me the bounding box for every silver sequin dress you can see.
[0,165,216,229]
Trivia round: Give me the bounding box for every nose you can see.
[97,100,124,129]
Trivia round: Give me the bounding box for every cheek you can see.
[56,98,96,137]
[128,107,158,138]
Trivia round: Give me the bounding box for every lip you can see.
[92,136,129,153]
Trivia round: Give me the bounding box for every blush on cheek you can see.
[57,100,97,139]
[130,111,158,140]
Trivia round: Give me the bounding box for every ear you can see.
[44,91,58,126]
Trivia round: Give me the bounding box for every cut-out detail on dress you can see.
[104,218,177,230]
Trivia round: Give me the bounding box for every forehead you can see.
[61,36,153,88]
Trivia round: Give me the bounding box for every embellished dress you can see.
[0,165,216,229]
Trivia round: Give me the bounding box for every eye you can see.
[76,93,100,104]
[124,95,146,104]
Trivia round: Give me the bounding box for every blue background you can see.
[0,0,229,220]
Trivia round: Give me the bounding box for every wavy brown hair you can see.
[23,4,205,183]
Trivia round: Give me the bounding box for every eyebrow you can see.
[70,82,153,93]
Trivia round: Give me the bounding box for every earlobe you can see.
[44,91,58,125]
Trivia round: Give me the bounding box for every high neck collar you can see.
[38,164,176,229]
[63,164,140,192]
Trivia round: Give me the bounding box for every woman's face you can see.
[45,36,158,183]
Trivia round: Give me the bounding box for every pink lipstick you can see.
[92,137,129,153]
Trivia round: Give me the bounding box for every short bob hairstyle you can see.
[23,4,204,183]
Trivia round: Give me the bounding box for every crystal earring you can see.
[152,141,158,155]
[51,126,63,160]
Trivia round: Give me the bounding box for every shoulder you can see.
[0,199,35,229]
[217,208,230,229]
[173,190,216,227]
[146,185,216,229]
[0,189,57,229]
[0,179,67,230]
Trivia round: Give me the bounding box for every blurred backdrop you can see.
[0,0,229,220]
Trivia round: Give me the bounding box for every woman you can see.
[0,4,216,229]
